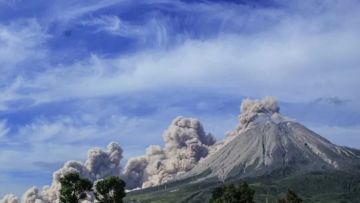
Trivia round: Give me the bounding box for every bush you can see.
[210,182,255,203]
[59,173,93,203]
[277,189,303,203]
[94,176,126,203]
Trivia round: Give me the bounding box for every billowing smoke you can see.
[234,96,287,133]
[123,98,284,189]
[1,194,18,203]
[22,187,44,203]
[211,97,284,149]
[123,117,216,189]
[85,142,123,179]
[122,156,148,189]
[3,142,123,203]
[1,97,286,200]
[41,142,122,203]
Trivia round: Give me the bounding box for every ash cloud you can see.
[221,97,291,140]
[235,96,280,132]
[220,97,287,143]
[3,142,123,203]
[123,117,215,189]
[122,156,148,189]
[22,187,44,203]
[2,97,288,200]
[1,194,18,203]
[41,142,122,203]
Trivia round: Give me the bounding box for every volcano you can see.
[128,97,360,203]
[177,97,360,182]
[125,97,360,202]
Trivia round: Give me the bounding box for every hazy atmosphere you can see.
[0,0,360,197]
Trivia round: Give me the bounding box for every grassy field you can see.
[124,171,360,203]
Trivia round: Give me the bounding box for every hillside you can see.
[125,171,360,203]
[124,97,360,203]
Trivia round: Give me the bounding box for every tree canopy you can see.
[278,189,303,203]
[210,182,255,203]
[59,172,93,203]
[94,176,126,203]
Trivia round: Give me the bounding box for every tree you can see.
[59,172,93,203]
[210,182,255,203]
[238,182,255,202]
[211,186,225,201]
[278,189,303,203]
[94,176,126,203]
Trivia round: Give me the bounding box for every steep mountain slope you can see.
[126,97,360,203]
[125,170,360,203]
[177,97,360,182]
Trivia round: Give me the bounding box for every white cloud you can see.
[0,108,165,170]
[0,120,9,139]
[14,30,360,103]
[0,19,47,72]
[81,14,170,48]
[48,0,127,23]
[82,16,135,37]
[0,0,359,110]
[17,117,105,143]
[0,110,163,196]
[0,19,48,111]
[1,0,360,196]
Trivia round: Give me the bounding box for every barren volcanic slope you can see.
[126,98,360,202]
[178,97,360,182]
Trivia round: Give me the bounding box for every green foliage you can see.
[59,172,93,203]
[59,173,126,203]
[94,176,127,203]
[125,171,360,203]
[277,189,303,203]
[209,182,255,203]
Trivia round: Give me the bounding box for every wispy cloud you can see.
[81,14,168,46]
[48,0,126,23]
[0,19,47,72]
[1,0,360,196]
[1,0,359,111]
[0,120,9,139]
[3,26,360,108]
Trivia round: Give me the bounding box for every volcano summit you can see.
[177,97,360,182]
[126,97,360,203]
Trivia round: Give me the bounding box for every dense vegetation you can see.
[59,173,126,203]
[277,190,303,203]
[209,182,255,203]
[208,183,303,203]
[59,173,93,203]
[124,171,360,203]
[94,176,127,203]
[57,171,360,202]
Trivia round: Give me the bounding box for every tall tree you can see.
[59,172,93,203]
[94,176,126,203]
[210,182,255,203]
[278,189,303,203]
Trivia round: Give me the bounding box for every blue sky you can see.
[1,0,360,196]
